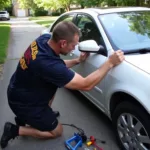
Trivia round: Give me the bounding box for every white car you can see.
[43,7,150,150]
[0,11,10,20]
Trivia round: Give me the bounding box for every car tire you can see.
[112,101,150,150]
[2,18,7,21]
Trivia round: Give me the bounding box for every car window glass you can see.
[99,11,150,51]
[76,14,105,48]
[0,12,6,14]
[51,14,74,31]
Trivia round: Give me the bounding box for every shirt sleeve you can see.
[32,56,75,88]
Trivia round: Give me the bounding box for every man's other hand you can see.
[78,52,90,63]
[108,50,125,68]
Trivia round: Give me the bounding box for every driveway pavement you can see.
[0,18,120,150]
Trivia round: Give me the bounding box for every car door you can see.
[72,14,108,110]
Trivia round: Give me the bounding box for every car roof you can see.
[65,7,150,15]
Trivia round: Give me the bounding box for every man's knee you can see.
[50,123,63,138]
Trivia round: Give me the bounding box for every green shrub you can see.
[33,8,48,16]
[5,5,13,16]
[51,11,61,16]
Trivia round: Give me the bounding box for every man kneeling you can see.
[0,21,124,148]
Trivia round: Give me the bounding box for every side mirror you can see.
[79,40,106,55]
[79,40,100,53]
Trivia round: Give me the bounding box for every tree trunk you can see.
[136,0,140,6]
[81,3,85,8]
[65,5,70,11]
[148,0,150,7]
[111,1,117,6]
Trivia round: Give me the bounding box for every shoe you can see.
[15,117,25,126]
[0,122,18,148]
[53,111,60,117]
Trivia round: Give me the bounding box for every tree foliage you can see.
[0,0,11,10]
[34,0,74,11]
[120,11,150,37]
[75,0,102,8]
[34,0,62,11]
[16,0,150,13]
[18,0,38,10]
[58,0,73,11]
[101,0,137,6]
[114,0,136,6]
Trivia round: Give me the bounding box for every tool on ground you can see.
[86,136,103,150]
[63,123,105,150]
[65,133,83,150]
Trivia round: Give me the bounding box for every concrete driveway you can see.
[0,18,120,150]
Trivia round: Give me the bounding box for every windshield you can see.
[99,11,150,52]
[0,12,6,14]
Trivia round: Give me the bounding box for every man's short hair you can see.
[51,21,80,43]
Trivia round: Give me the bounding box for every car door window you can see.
[76,14,105,48]
[51,14,74,31]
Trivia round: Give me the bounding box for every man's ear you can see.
[59,40,67,48]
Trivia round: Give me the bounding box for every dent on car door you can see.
[73,14,108,110]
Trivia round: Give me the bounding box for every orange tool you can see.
[86,136,103,150]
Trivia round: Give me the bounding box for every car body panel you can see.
[68,50,150,117]
[104,60,150,116]
[125,54,150,74]
[0,11,10,20]
[55,7,150,15]
[45,7,150,120]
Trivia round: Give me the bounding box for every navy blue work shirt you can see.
[8,34,75,111]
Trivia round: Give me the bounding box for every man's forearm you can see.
[83,60,113,90]
[64,58,80,68]
[65,50,124,91]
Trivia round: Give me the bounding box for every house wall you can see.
[12,0,29,17]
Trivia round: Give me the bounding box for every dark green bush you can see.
[51,11,61,16]
[5,5,13,16]
[33,8,48,16]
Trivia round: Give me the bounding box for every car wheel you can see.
[112,101,150,150]
[2,18,7,21]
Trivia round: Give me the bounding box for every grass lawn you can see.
[29,16,58,28]
[0,23,11,64]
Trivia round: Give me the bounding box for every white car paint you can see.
[0,11,10,20]
[43,7,150,149]
[43,7,150,116]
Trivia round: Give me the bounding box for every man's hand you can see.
[64,52,89,68]
[108,50,125,68]
[77,52,90,63]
